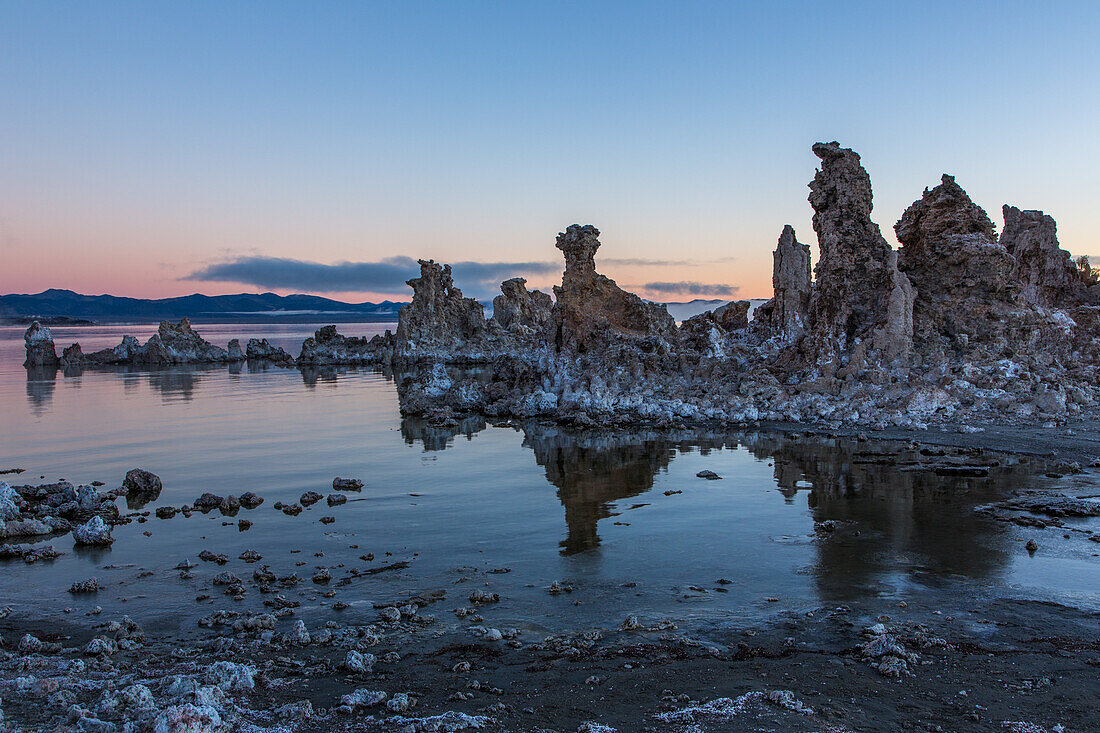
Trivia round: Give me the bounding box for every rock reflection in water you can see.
[401,414,488,452]
[395,415,1039,587]
[24,365,58,416]
[25,363,223,408]
[743,432,1033,601]
[523,425,679,555]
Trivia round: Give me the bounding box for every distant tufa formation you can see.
[25,143,1100,429]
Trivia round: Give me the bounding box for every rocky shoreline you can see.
[2,423,1099,731]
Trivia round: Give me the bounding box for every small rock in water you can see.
[123,468,162,497]
[469,590,499,604]
[696,470,722,480]
[1025,539,1039,553]
[327,493,347,506]
[73,516,114,546]
[300,491,323,506]
[68,578,100,594]
[333,477,363,491]
[238,491,264,508]
[192,493,224,511]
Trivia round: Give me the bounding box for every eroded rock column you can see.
[805,142,914,369]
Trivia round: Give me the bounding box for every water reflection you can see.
[25,363,225,407]
[145,365,221,402]
[24,366,58,416]
[743,433,1025,601]
[397,417,1037,590]
[19,360,1045,599]
[401,414,488,451]
[523,425,677,555]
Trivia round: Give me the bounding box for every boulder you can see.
[23,322,59,367]
[680,301,751,354]
[73,516,114,546]
[246,338,294,364]
[0,482,20,521]
[85,335,141,364]
[59,343,86,368]
[123,469,162,497]
[297,326,387,365]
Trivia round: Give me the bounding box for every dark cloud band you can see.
[642,281,739,297]
[187,256,559,297]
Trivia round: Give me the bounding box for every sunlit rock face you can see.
[1000,205,1094,309]
[134,318,231,365]
[551,224,678,354]
[491,277,552,338]
[23,322,59,367]
[752,224,811,339]
[895,175,1017,353]
[394,259,487,360]
[804,142,914,371]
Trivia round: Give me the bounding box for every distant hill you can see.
[662,298,769,322]
[0,289,407,324]
[0,289,767,326]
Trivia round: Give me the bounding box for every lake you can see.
[1,323,1097,641]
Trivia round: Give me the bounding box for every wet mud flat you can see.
[1,595,1097,732]
[1,425,1098,732]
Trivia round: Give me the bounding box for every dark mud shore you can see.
[2,596,1096,732]
[2,424,1098,732]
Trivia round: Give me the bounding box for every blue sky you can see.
[2,1,1097,300]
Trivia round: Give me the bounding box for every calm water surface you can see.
[1,323,1097,637]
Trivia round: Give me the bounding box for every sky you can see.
[2,1,1098,303]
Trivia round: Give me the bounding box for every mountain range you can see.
[0,289,406,324]
[0,289,755,325]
